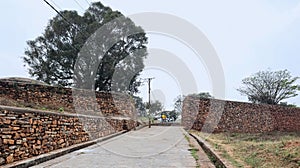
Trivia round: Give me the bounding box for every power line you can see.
[73,0,85,11]
[43,0,74,29]
[43,0,87,38]
[43,0,85,53]
[42,0,121,72]
[84,0,91,6]
[49,0,62,11]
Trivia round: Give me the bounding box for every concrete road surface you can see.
[31,126,197,168]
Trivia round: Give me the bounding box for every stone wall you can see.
[182,97,300,133]
[0,106,135,166]
[0,80,135,117]
[0,79,138,166]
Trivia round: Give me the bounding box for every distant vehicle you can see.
[161,114,167,122]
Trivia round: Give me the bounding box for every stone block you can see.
[3,139,14,145]
[2,135,12,139]
[58,139,64,145]
[9,146,17,150]
[3,120,11,124]
[0,157,5,165]
[16,140,22,145]
[12,127,20,131]
[6,154,14,164]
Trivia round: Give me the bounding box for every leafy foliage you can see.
[132,96,146,116]
[168,110,179,121]
[173,95,184,113]
[145,100,163,115]
[23,2,147,94]
[237,69,300,104]
[173,92,213,113]
[189,92,214,99]
[279,102,297,108]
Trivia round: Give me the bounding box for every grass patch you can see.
[189,148,199,161]
[184,134,190,142]
[184,134,200,168]
[219,148,243,168]
[192,131,300,168]
[244,152,262,167]
[58,107,64,112]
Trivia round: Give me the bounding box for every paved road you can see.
[31,126,197,168]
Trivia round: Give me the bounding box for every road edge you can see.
[189,132,233,168]
[182,130,215,168]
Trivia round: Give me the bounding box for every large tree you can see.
[237,69,300,104]
[23,2,147,94]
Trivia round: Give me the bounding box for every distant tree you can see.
[173,92,213,114]
[190,92,214,99]
[145,100,163,115]
[168,110,179,121]
[132,96,146,116]
[23,2,147,94]
[237,69,300,105]
[279,102,297,108]
[173,95,184,114]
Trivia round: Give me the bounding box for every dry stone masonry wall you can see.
[0,107,136,165]
[0,80,136,117]
[182,97,300,133]
[0,79,137,166]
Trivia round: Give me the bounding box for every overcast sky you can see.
[1,0,300,110]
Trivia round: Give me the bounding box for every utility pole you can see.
[145,77,154,128]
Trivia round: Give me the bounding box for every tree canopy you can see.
[173,92,213,113]
[168,110,179,121]
[145,100,163,115]
[189,92,214,99]
[237,69,300,105]
[173,95,184,114]
[23,2,147,94]
[132,96,146,116]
